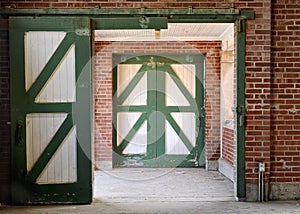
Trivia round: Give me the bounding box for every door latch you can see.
[17,120,24,146]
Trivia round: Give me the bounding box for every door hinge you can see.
[233,106,246,127]
[237,18,246,33]
[187,150,199,167]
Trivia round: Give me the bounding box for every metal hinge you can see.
[187,150,199,167]
[233,105,246,127]
[237,18,246,33]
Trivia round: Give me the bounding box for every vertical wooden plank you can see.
[32,32,39,92]
[34,114,41,173]
[60,47,67,102]
[67,45,76,102]
[43,114,52,183]
[61,130,69,183]
[37,33,45,83]
[26,115,33,172]
[68,126,77,182]
[25,32,30,91]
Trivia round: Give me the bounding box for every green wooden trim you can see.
[165,106,197,112]
[93,17,168,30]
[195,56,205,166]
[236,19,246,199]
[119,54,203,65]
[146,65,157,158]
[72,20,92,204]
[112,56,118,165]
[1,8,255,17]
[155,67,166,157]
[117,113,147,153]
[117,106,147,112]
[27,33,74,100]
[2,9,254,30]
[27,103,72,113]
[118,67,147,105]
[27,114,73,182]
[8,16,91,31]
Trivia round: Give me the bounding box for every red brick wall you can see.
[270,1,300,183]
[222,127,235,165]
[94,41,221,165]
[0,18,11,203]
[243,0,272,187]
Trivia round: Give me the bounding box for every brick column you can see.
[0,18,11,203]
[239,0,272,201]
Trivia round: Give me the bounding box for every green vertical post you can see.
[236,18,246,200]
[147,63,157,159]
[156,65,166,158]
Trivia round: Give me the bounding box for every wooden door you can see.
[113,54,205,167]
[10,17,92,204]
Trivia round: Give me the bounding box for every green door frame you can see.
[2,8,254,200]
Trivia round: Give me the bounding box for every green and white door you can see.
[10,17,92,204]
[113,54,205,167]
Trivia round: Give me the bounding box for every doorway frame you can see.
[2,8,254,201]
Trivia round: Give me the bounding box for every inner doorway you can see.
[93,20,238,200]
[113,54,205,167]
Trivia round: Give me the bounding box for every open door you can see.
[10,17,92,204]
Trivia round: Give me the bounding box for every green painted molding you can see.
[0,8,255,21]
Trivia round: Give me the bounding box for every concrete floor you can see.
[1,168,300,213]
[94,168,234,202]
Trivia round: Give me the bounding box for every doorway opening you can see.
[93,22,236,201]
